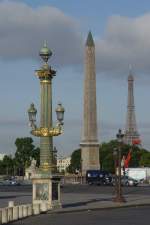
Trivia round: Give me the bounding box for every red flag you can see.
[124,149,132,168]
[132,139,141,145]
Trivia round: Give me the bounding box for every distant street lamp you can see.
[113,129,126,203]
[113,148,118,197]
[80,158,83,184]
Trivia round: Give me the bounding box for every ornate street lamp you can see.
[28,103,37,129]
[116,129,124,143]
[113,129,126,203]
[55,102,65,125]
[27,42,65,209]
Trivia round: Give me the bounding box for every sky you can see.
[0,0,150,157]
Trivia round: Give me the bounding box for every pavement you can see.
[53,185,150,214]
[0,191,32,208]
[11,206,150,225]
[6,184,150,225]
[1,184,150,213]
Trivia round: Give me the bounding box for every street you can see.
[0,184,150,225]
[0,184,150,208]
[0,183,150,195]
[11,205,149,225]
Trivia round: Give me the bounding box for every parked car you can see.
[112,176,139,187]
[86,170,112,185]
[122,176,139,186]
[10,180,21,186]
[2,179,21,186]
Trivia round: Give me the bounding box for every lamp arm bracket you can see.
[30,126,62,137]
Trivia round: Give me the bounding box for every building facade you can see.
[57,156,71,173]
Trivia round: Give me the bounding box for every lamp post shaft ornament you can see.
[27,41,64,209]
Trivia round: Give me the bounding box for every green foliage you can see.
[3,155,14,175]
[0,160,5,175]
[100,140,141,172]
[14,137,40,176]
[129,145,141,167]
[68,140,150,174]
[2,137,150,177]
[15,137,35,168]
[67,149,81,173]
[31,147,40,167]
[0,137,40,176]
[139,151,150,167]
[100,140,117,173]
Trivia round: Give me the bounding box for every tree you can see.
[15,137,37,177]
[67,149,81,173]
[0,137,40,176]
[100,140,143,173]
[100,140,118,173]
[128,145,142,167]
[0,160,5,175]
[0,156,13,175]
[67,140,150,174]
[31,147,40,167]
[139,151,150,167]
[2,155,14,176]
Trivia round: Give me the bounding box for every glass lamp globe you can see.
[28,103,37,123]
[39,41,52,63]
[55,102,65,124]
[116,129,124,143]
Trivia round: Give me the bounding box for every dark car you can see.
[86,170,112,185]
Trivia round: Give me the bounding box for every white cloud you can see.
[96,14,150,75]
[0,0,83,66]
[1,1,150,76]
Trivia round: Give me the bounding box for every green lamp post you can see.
[113,129,126,203]
[27,42,65,209]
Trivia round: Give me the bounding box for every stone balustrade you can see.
[0,201,48,224]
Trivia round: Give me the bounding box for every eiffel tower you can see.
[124,68,140,145]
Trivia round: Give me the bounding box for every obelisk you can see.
[80,32,100,175]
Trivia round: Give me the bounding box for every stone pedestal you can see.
[81,142,100,175]
[32,172,61,210]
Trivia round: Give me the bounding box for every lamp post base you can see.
[32,172,62,210]
[113,195,126,203]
